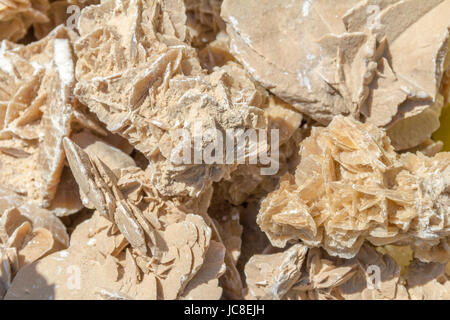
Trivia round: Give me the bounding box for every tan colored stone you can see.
[258,116,450,261]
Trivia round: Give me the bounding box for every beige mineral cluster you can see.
[33,0,101,40]
[0,190,69,298]
[221,0,450,150]
[0,0,100,42]
[5,209,226,300]
[60,137,231,299]
[0,25,108,213]
[245,243,309,300]
[213,95,304,205]
[184,0,225,48]
[0,0,50,41]
[0,0,449,301]
[73,0,271,198]
[0,26,77,207]
[245,243,450,300]
[258,116,450,261]
[207,199,244,299]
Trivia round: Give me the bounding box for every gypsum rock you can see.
[284,246,359,300]
[5,210,226,300]
[221,0,450,149]
[196,31,236,73]
[257,116,450,261]
[207,199,244,299]
[0,188,69,249]
[73,0,269,197]
[58,129,135,215]
[337,245,450,300]
[0,26,94,208]
[5,211,151,300]
[247,243,449,300]
[63,137,230,299]
[214,125,303,206]
[184,0,225,48]
[244,244,359,301]
[236,200,272,289]
[70,130,136,174]
[0,202,69,298]
[0,0,101,42]
[0,0,50,41]
[33,0,101,40]
[0,0,100,42]
[213,95,303,205]
[337,244,409,300]
[402,259,450,299]
[244,243,308,300]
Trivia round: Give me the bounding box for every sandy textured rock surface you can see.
[62,137,229,299]
[0,199,69,298]
[0,0,100,42]
[74,0,270,198]
[0,0,50,41]
[245,243,308,300]
[0,25,102,211]
[0,0,449,301]
[221,0,450,150]
[258,116,450,261]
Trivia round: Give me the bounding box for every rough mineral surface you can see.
[61,137,228,299]
[185,0,225,48]
[0,25,107,212]
[73,0,269,198]
[258,116,450,261]
[0,0,449,301]
[0,26,78,207]
[0,0,100,42]
[0,0,50,41]
[0,191,69,298]
[245,243,450,300]
[221,0,450,150]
